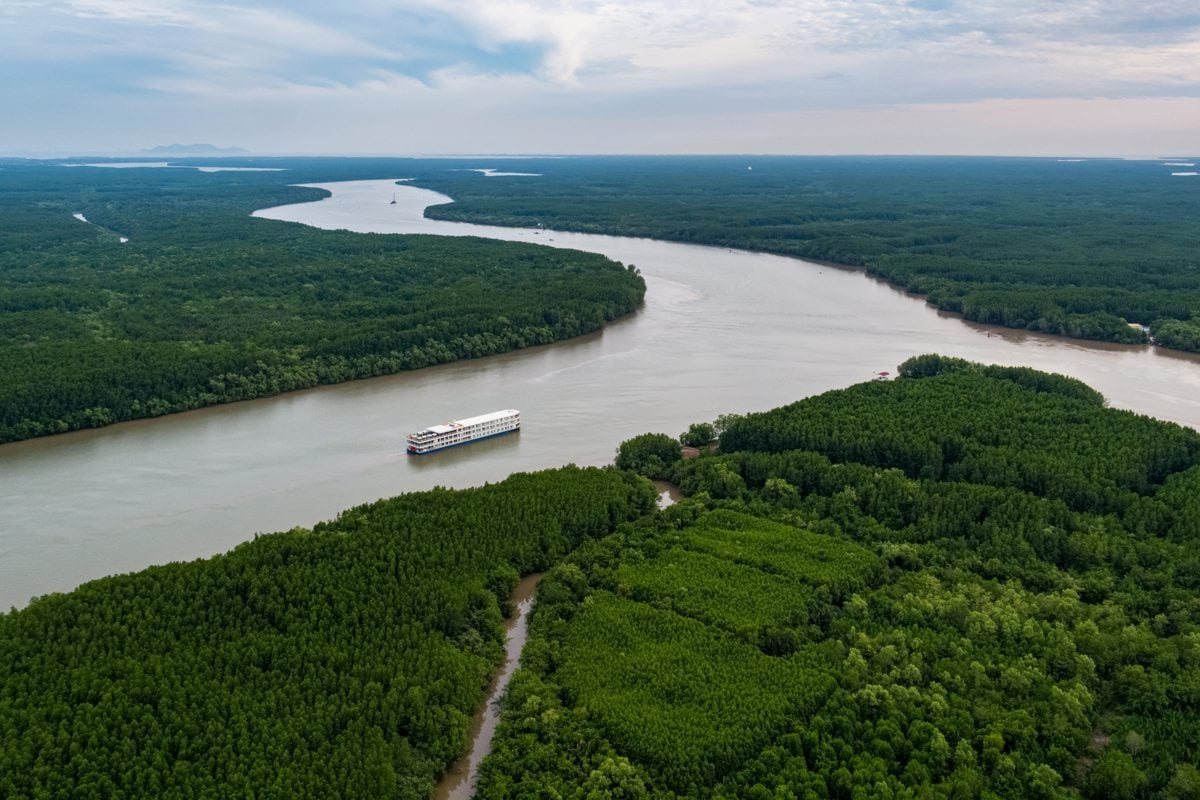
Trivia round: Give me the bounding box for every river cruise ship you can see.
[406,409,521,455]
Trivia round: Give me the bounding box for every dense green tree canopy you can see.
[475,359,1200,799]
[681,422,717,448]
[615,432,683,479]
[0,466,655,799]
[412,156,1200,351]
[0,162,644,443]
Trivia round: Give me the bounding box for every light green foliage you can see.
[1166,763,1200,800]
[0,466,655,799]
[556,593,831,792]
[584,757,650,800]
[684,510,879,599]
[616,545,813,633]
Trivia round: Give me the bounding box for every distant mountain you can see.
[142,143,249,156]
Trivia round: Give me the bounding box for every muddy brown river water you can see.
[2,178,1199,610]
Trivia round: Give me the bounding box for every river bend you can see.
[1,178,1198,609]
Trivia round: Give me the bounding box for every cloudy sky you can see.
[3,0,1199,156]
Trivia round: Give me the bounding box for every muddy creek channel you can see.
[435,572,543,800]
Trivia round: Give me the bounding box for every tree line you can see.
[412,156,1200,351]
[0,466,656,799]
[0,163,644,443]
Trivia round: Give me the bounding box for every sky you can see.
[2,0,1199,156]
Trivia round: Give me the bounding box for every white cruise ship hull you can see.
[406,409,521,455]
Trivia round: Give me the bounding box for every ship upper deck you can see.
[409,409,520,438]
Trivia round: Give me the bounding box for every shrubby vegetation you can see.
[0,162,644,443]
[413,156,1200,351]
[1154,318,1200,352]
[476,358,1200,798]
[615,432,683,479]
[0,466,656,799]
[681,422,717,447]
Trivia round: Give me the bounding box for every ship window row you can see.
[409,418,518,444]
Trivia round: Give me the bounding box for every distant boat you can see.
[389,193,397,205]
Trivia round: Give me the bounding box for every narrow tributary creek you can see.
[439,482,677,796]
[435,571,544,800]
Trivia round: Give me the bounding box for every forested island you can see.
[3,358,1198,798]
[0,162,644,443]
[411,156,1200,352]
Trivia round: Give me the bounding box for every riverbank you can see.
[4,178,1200,612]
[0,164,645,446]
[416,176,1200,362]
[422,207,1193,355]
[412,156,1200,355]
[0,467,652,797]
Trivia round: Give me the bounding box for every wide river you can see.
[2,178,1199,610]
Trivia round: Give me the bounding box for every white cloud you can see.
[13,0,1200,94]
[3,0,1200,154]
[66,0,196,24]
